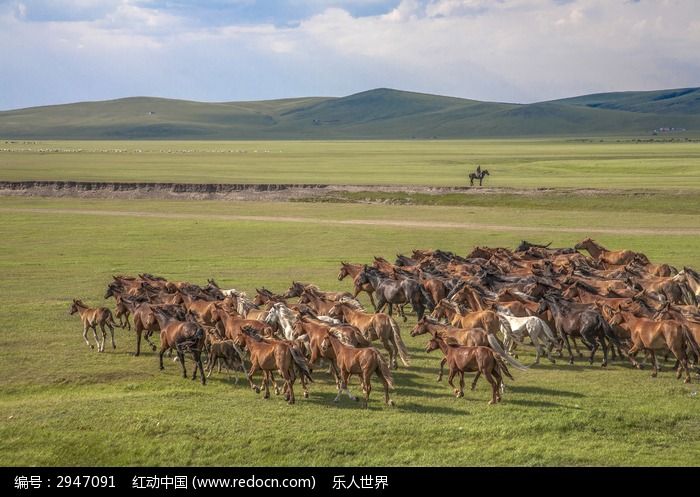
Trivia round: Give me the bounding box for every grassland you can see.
[0,195,699,466]
[2,139,700,188]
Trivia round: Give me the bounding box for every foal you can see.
[425,334,512,405]
[69,299,120,352]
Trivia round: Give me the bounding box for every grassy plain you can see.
[2,139,700,188]
[0,195,698,466]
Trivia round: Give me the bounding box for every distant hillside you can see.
[1,87,699,139]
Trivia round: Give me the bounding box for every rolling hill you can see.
[1,87,698,139]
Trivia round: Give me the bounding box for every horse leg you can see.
[196,352,206,385]
[262,371,271,399]
[159,346,166,371]
[587,337,598,365]
[626,341,642,369]
[82,324,93,349]
[458,372,465,398]
[649,350,659,377]
[177,350,187,378]
[381,336,397,370]
[563,335,575,365]
[572,338,583,357]
[247,363,260,393]
[107,322,116,349]
[343,371,358,401]
[206,353,216,377]
[531,333,542,365]
[492,367,504,401]
[600,337,609,368]
[285,369,295,405]
[362,372,372,408]
[134,326,142,356]
[447,370,459,397]
[437,357,447,382]
[483,370,499,405]
[144,331,157,352]
[92,325,103,352]
[376,367,394,406]
[471,371,481,391]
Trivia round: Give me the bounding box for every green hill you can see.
[1,87,698,139]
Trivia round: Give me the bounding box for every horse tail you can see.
[290,345,314,383]
[539,318,558,344]
[388,317,410,367]
[419,283,435,311]
[487,334,528,371]
[375,351,394,390]
[494,354,514,382]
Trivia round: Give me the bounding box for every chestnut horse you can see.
[607,308,696,382]
[320,331,394,407]
[69,299,121,352]
[233,327,310,404]
[425,335,512,404]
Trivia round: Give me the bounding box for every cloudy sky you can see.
[0,0,698,109]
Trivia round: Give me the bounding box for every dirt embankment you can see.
[0,180,629,201]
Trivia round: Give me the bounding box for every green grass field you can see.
[2,139,700,188]
[1,194,698,466]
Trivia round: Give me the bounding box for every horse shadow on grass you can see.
[508,385,585,398]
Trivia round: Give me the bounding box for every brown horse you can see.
[69,299,121,352]
[575,238,649,266]
[425,335,512,404]
[328,302,409,369]
[128,300,185,356]
[152,308,206,385]
[233,327,309,404]
[320,331,394,407]
[338,262,377,310]
[212,307,274,340]
[607,308,695,382]
[431,300,500,335]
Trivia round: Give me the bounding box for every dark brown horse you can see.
[152,308,206,385]
[536,294,620,367]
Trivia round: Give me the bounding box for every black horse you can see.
[469,169,490,186]
[356,266,430,321]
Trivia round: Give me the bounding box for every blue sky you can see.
[0,0,698,109]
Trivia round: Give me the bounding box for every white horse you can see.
[263,303,299,340]
[498,312,559,364]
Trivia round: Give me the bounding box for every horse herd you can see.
[69,238,700,407]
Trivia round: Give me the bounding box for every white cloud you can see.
[0,0,699,109]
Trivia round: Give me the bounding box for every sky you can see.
[0,0,699,110]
